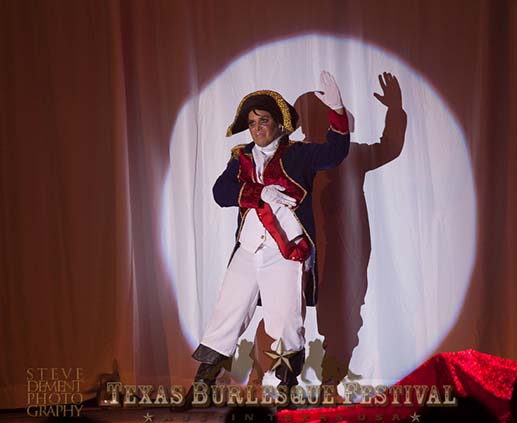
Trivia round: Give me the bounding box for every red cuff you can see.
[238,183,264,208]
[328,109,349,134]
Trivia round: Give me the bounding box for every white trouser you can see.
[201,245,306,357]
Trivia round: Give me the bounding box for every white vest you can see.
[239,138,304,254]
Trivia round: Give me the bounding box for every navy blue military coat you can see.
[212,127,350,306]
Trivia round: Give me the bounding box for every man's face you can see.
[247,109,283,147]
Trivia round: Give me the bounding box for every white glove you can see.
[314,70,343,110]
[261,185,297,208]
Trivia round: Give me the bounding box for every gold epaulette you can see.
[230,144,247,160]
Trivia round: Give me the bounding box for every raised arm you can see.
[308,71,351,170]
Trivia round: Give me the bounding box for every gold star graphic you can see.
[410,411,421,422]
[143,412,154,422]
[264,339,297,372]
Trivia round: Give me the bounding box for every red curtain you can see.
[1,0,516,409]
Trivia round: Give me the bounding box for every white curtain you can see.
[162,35,476,386]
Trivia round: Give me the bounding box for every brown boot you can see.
[275,348,305,410]
[173,345,231,411]
[275,348,305,388]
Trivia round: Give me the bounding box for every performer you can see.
[191,71,350,389]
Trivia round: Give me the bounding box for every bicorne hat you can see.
[226,90,299,137]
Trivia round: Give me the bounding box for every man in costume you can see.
[191,71,350,389]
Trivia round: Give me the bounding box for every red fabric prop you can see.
[278,350,517,423]
[256,203,311,263]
